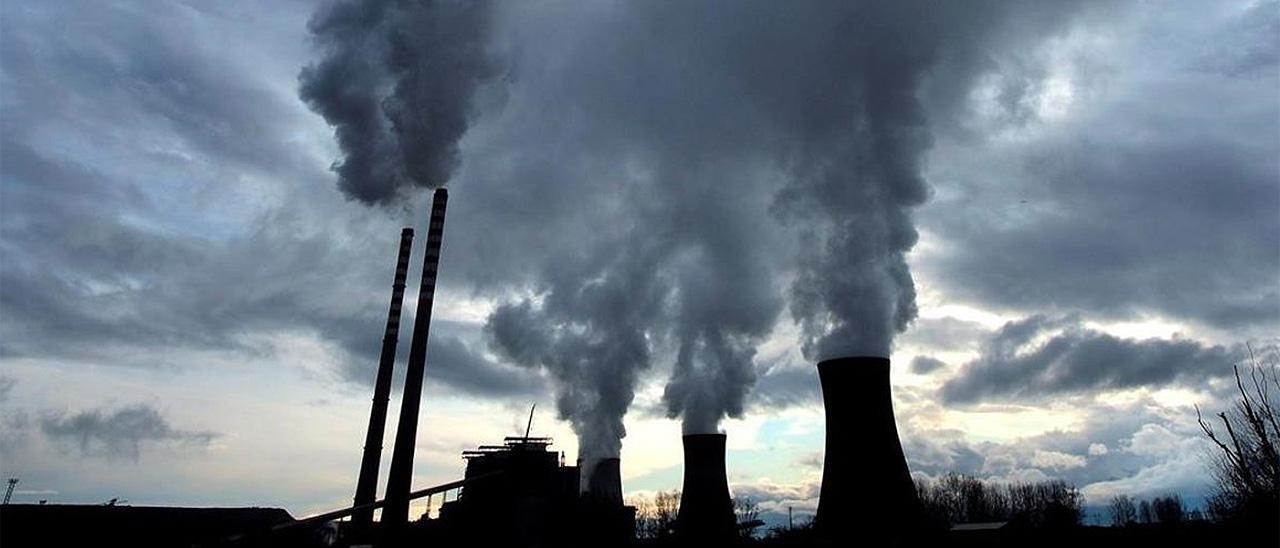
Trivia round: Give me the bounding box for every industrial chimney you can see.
[584,458,623,506]
[814,356,919,540]
[350,228,414,533]
[675,433,736,543]
[383,189,449,530]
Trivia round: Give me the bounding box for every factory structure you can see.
[327,188,920,546]
[0,188,923,547]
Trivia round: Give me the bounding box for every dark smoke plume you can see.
[478,1,1093,447]
[299,0,497,205]
[485,240,671,465]
[309,1,1097,458]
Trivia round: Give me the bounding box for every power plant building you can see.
[430,436,635,547]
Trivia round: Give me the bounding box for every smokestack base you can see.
[815,356,919,539]
[676,433,736,543]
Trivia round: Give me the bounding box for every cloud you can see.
[917,1,1280,333]
[900,317,988,352]
[1125,423,1183,457]
[0,409,30,454]
[940,315,1239,404]
[0,1,544,403]
[1081,432,1214,502]
[910,356,948,375]
[421,336,546,398]
[1030,449,1087,470]
[750,364,820,409]
[0,376,14,402]
[901,400,1218,504]
[40,404,217,460]
[1194,1,1279,77]
[730,478,821,527]
[458,1,1104,449]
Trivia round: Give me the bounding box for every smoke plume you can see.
[308,1,1097,456]
[485,239,672,464]
[299,0,497,205]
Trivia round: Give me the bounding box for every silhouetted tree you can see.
[914,474,1081,528]
[1108,494,1137,527]
[1138,499,1154,524]
[1196,346,1280,530]
[1152,494,1184,525]
[733,496,762,539]
[1006,480,1082,528]
[632,490,680,540]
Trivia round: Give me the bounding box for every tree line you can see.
[1106,494,1203,526]
[914,474,1083,528]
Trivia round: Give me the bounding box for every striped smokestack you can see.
[675,433,735,543]
[383,189,448,530]
[814,356,919,540]
[350,228,414,532]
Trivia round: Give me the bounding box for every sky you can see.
[1,0,1277,528]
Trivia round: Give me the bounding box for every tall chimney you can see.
[350,228,414,532]
[814,356,919,540]
[675,433,736,543]
[584,458,623,506]
[383,189,448,530]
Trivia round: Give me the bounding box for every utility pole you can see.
[4,478,17,505]
[788,506,793,530]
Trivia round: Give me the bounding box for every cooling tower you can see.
[585,458,624,506]
[351,228,414,532]
[814,356,919,539]
[675,433,736,543]
[383,189,449,529]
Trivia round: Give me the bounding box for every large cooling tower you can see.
[585,458,624,506]
[815,356,919,538]
[675,433,736,543]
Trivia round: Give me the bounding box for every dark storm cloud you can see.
[918,1,1280,334]
[926,140,1279,330]
[1196,0,1279,77]
[424,336,544,398]
[940,315,1240,404]
[750,363,821,409]
[1,160,384,364]
[902,431,990,478]
[461,0,1099,453]
[41,405,217,460]
[299,0,499,205]
[0,1,318,182]
[0,1,538,400]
